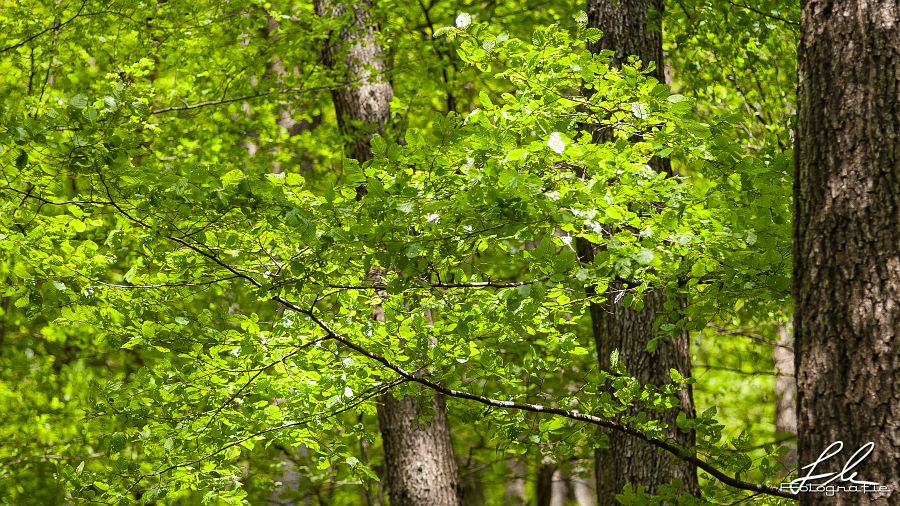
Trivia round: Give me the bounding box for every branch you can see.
[286,279,541,291]
[150,92,278,114]
[129,378,408,491]
[83,275,241,289]
[711,324,793,351]
[201,336,330,430]
[695,364,791,377]
[278,296,797,500]
[0,1,85,54]
[725,1,799,27]
[98,195,796,500]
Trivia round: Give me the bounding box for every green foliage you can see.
[0,1,798,504]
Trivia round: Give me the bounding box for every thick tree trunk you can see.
[377,394,462,506]
[582,286,697,503]
[584,1,697,503]
[587,0,665,81]
[315,2,462,505]
[794,1,899,505]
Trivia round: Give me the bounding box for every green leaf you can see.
[15,150,28,168]
[634,248,655,265]
[479,90,493,110]
[669,368,683,383]
[573,11,588,27]
[69,94,89,109]
[108,433,127,453]
[631,102,649,120]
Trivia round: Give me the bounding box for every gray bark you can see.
[570,472,597,506]
[584,1,698,503]
[538,464,597,506]
[503,459,527,506]
[773,321,797,473]
[377,393,463,506]
[315,2,462,505]
[316,0,392,168]
[794,1,899,504]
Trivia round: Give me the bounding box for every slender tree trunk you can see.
[315,2,462,505]
[548,469,567,506]
[794,1,899,504]
[583,1,697,503]
[504,459,527,506]
[773,321,797,474]
[536,462,557,506]
[537,464,597,506]
[570,471,597,506]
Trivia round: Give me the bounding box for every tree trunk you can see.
[503,459,527,506]
[538,462,598,506]
[536,462,557,506]
[773,321,797,474]
[794,1,899,504]
[315,0,392,167]
[570,471,598,506]
[315,2,462,505]
[377,394,462,506]
[583,287,697,503]
[548,469,567,506]
[584,1,697,503]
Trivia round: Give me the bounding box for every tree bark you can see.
[794,1,899,504]
[587,0,665,83]
[773,321,797,474]
[536,462,557,506]
[584,1,698,503]
[582,286,697,503]
[316,0,392,167]
[377,394,462,506]
[315,2,462,505]
[503,459,527,506]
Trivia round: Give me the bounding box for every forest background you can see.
[0,0,896,505]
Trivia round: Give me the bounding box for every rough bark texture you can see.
[773,321,797,473]
[581,284,697,503]
[315,0,392,167]
[377,394,463,506]
[315,2,462,505]
[587,0,665,83]
[584,1,698,503]
[794,1,899,504]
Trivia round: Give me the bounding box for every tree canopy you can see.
[5,1,886,505]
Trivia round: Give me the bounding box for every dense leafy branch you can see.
[0,0,91,54]
[724,1,799,27]
[128,377,409,492]
[89,188,795,500]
